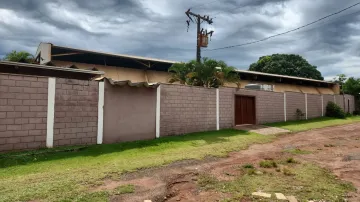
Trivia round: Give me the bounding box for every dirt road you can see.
[94,123,360,202]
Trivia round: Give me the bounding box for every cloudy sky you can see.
[0,0,359,80]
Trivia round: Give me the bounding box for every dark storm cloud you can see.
[0,0,359,79]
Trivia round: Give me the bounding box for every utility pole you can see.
[185,9,214,63]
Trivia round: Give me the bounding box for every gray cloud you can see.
[0,0,359,79]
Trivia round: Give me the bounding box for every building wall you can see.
[307,94,322,119]
[219,88,234,129]
[0,74,48,152]
[344,94,355,114]
[335,95,345,111]
[36,43,52,65]
[323,94,335,114]
[103,81,156,143]
[53,78,98,147]
[53,60,170,83]
[286,92,306,121]
[160,84,216,136]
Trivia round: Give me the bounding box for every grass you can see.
[259,160,277,168]
[284,148,312,155]
[208,163,356,202]
[242,164,254,169]
[267,116,360,132]
[0,129,272,202]
[114,184,135,195]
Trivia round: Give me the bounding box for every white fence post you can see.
[46,77,56,148]
[284,92,287,122]
[97,81,105,144]
[305,93,308,120]
[156,85,161,138]
[216,89,220,130]
[321,95,324,116]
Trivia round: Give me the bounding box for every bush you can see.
[325,101,345,119]
[259,160,277,168]
[354,110,360,116]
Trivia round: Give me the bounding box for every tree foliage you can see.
[168,57,240,88]
[249,54,324,80]
[333,74,347,93]
[3,50,34,63]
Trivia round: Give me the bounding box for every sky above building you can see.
[0,0,359,80]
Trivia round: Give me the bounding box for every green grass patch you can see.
[267,116,360,132]
[198,174,219,190]
[114,184,135,195]
[286,157,298,164]
[284,148,312,155]
[242,164,254,169]
[210,164,355,201]
[0,129,272,202]
[259,160,277,168]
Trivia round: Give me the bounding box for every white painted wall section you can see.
[46,77,56,148]
[305,93,308,120]
[97,82,105,144]
[284,92,287,122]
[216,89,219,130]
[321,95,324,116]
[156,85,161,138]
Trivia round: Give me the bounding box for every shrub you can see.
[259,160,277,168]
[296,109,305,120]
[286,158,298,164]
[242,164,254,169]
[354,110,360,116]
[325,101,345,119]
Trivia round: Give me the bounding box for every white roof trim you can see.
[0,61,105,75]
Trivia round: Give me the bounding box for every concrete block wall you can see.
[0,74,48,152]
[219,88,234,129]
[323,94,334,114]
[344,94,355,113]
[234,89,285,124]
[307,94,322,119]
[286,92,306,121]
[54,78,98,146]
[335,95,345,111]
[160,84,216,136]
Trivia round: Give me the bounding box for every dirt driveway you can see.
[94,123,360,202]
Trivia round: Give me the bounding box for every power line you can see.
[205,2,360,51]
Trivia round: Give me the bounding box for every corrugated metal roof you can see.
[51,44,178,64]
[105,78,159,88]
[234,69,334,84]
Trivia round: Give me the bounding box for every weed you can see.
[259,160,277,168]
[242,164,254,169]
[286,157,298,164]
[275,168,281,172]
[324,144,335,147]
[246,168,257,175]
[282,167,295,176]
[197,174,218,190]
[285,148,312,155]
[114,184,135,195]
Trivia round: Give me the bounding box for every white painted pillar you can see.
[305,93,308,120]
[333,95,336,103]
[46,77,56,148]
[216,89,220,130]
[97,82,105,144]
[155,85,161,138]
[321,95,324,117]
[284,92,287,122]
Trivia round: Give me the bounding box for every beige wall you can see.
[103,80,156,143]
[53,60,170,83]
[53,60,338,94]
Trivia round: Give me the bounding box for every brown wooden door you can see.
[235,96,256,125]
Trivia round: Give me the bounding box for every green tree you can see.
[249,54,323,80]
[333,74,347,93]
[3,50,34,63]
[343,77,360,112]
[168,57,240,88]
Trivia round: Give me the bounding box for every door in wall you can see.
[235,95,256,125]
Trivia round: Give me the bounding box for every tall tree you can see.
[169,57,240,88]
[333,74,347,93]
[343,77,360,111]
[3,51,34,63]
[249,54,324,80]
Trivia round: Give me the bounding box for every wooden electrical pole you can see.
[185,9,214,63]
